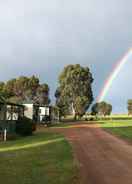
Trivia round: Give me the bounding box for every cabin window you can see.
[45,108,49,116]
[7,105,12,120]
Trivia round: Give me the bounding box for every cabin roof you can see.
[0,95,6,103]
[24,103,51,107]
[0,102,24,107]
[0,95,23,107]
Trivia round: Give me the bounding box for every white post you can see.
[4,129,7,141]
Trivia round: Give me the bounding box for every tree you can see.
[128,99,132,115]
[34,84,50,105]
[4,79,16,97]
[55,87,70,120]
[0,82,7,98]
[55,64,94,119]
[0,82,5,92]
[91,103,99,116]
[91,101,112,116]
[27,75,40,99]
[0,76,50,105]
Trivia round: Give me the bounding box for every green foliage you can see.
[55,64,94,119]
[34,84,50,105]
[74,96,90,117]
[0,76,50,105]
[16,117,36,136]
[55,88,69,119]
[127,99,132,115]
[91,103,99,115]
[91,101,112,116]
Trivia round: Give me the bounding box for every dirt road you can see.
[53,122,132,184]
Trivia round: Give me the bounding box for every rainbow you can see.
[97,48,132,102]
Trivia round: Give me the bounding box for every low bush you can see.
[16,117,36,136]
[97,117,132,121]
[83,115,132,121]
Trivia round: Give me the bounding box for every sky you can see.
[0,0,132,113]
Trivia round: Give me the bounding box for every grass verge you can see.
[100,120,132,141]
[0,131,78,184]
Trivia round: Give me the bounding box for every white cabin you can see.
[23,103,51,122]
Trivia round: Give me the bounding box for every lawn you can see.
[0,131,78,184]
[100,120,132,141]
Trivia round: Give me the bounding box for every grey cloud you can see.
[0,0,131,112]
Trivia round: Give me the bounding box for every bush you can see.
[16,117,36,136]
[97,117,132,121]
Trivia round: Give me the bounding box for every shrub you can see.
[16,117,36,136]
[97,117,132,121]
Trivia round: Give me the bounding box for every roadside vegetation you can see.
[0,131,78,184]
[58,113,132,142]
[83,114,132,121]
[99,120,132,141]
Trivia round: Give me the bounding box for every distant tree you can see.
[91,101,112,116]
[0,82,7,99]
[105,103,112,116]
[0,82,5,92]
[91,103,98,116]
[127,99,132,115]
[4,79,16,97]
[55,64,94,120]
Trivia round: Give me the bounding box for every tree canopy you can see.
[0,76,50,105]
[91,101,112,116]
[55,64,94,119]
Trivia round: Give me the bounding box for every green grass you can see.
[0,131,78,184]
[100,120,132,141]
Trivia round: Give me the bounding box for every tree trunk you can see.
[74,114,77,121]
[71,103,75,115]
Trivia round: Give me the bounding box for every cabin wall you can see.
[39,107,49,116]
[0,103,24,137]
[0,120,16,135]
[23,104,33,120]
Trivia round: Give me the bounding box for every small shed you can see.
[38,105,60,123]
[23,103,40,122]
[23,103,59,124]
[38,105,51,122]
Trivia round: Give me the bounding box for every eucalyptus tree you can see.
[55,64,94,119]
[91,101,112,116]
[0,76,50,105]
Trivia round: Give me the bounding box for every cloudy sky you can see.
[0,0,132,113]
